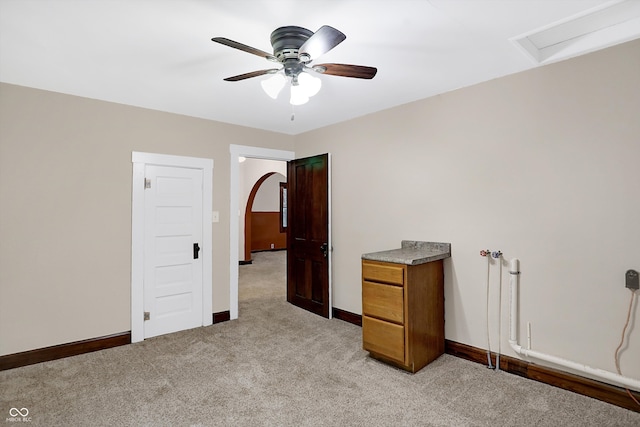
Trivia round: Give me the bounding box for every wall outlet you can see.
[270,243,275,249]
[626,270,639,290]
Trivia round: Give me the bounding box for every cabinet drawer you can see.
[363,316,405,363]
[362,281,404,324]
[362,261,404,285]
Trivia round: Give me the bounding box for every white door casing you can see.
[132,152,213,343]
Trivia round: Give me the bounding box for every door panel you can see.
[287,154,331,318]
[311,260,326,303]
[144,165,203,338]
[294,256,306,298]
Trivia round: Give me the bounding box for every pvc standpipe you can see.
[508,258,640,392]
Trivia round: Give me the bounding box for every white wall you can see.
[238,158,287,260]
[0,83,294,355]
[294,39,640,382]
[253,173,285,212]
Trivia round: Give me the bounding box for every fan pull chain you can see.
[291,104,295,121]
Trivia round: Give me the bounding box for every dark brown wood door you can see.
[287,153,330,318]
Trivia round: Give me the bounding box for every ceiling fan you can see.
[212,25,377,105]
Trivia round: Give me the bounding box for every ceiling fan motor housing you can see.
[270,26,313,66]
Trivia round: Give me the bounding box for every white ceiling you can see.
[1,0,637,135]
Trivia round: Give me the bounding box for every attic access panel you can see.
[512,0,640,64]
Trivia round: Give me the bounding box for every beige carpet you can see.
[2,250,639,426]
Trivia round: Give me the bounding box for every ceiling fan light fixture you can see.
[261,72,286,99]
[298,72,322,97]
[290,83,309,105]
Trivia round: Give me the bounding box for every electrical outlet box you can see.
[626,270,639,290]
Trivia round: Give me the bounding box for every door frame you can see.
[229,145,295,320]
[131,151,213,343]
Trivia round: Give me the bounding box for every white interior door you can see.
[143,165,203,339]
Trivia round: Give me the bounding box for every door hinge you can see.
[144,178,151,189]
[144,311,150,321]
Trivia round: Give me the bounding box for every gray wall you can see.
[295,39,640,380]
[0,84,293,355]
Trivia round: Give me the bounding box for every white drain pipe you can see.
[508,258,640,392]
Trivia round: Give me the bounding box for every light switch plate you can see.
[212,211,219,223]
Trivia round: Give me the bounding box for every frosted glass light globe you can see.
[290,83,309,105]
[261,73,286,99]
[298,72,322,97]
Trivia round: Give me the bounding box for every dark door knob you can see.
[193,243,201,259]
[320,243,328,258]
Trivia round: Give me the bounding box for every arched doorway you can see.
[244,172,287,262]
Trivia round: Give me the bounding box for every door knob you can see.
[320,243,328,258]
[193,243,201,259]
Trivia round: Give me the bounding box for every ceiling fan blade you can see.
[299,26,346,61]
[223,69,280,81]
[212,37,277,62]
[313,63,377,79]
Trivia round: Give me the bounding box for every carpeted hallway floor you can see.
[1,250,639,426]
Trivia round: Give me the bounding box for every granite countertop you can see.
[362,240,451,265]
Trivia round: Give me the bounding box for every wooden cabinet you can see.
[362,259,445,373]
